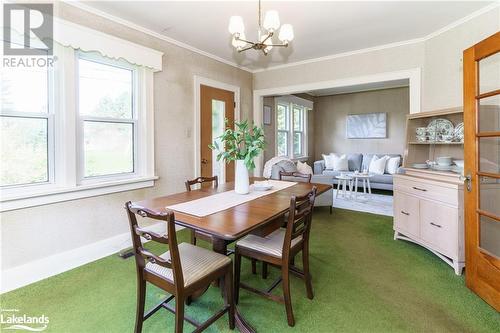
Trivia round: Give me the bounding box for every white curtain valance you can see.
[54,18,163,71]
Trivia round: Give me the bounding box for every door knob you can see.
[460,174,472,192]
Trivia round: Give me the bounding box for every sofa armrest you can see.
[313,160,325,174]
[396,166,405,174]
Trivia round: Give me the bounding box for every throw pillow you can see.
[369,155,389,175]
[385,156,401,174]
[297,161,313,175]
[276,160,298,173]
[322,154,335,169]
[332,154,349,171]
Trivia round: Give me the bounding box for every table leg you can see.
[213,237,256,333]
[367,178,372,197]
[335,181,339,199]
[354,178,358,200]
[363,179,367,196]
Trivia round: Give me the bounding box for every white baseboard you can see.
[0,222,175,294]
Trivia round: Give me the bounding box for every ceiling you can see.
[80,1,494,71]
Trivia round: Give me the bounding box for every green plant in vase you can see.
[209,119,265,194]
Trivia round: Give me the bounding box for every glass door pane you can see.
[480,215,500,257]
[477,50,499,259]
[212,99,225,181]
[478,95,500,132]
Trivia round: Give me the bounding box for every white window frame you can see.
[276,103,290,157]
[275,97,310,160]
[0,46,157,212]
[76,51,139,184]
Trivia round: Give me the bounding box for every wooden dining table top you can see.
[135,177,331,241]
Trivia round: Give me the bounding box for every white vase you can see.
[234,159,250,194]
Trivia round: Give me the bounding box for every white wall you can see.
[0,2,253,292]
[253,7,500,113]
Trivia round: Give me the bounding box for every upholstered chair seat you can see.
[146,243,231,287]
[236,228,302,258]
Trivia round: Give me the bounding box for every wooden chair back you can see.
[125,202,184,290]
[283,187,317,260]
[185,176,218,191]
[279,171,312,183]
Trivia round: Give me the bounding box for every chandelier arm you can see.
[265,43,289,47]
[239,44,256,53]
[260,31,273,44]
[236,37,256,45]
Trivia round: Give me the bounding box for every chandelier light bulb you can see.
[228,16,245,35]
[263,10,280,31]
[278,24,294,43]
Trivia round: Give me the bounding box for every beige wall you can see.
[313,87,409,160]
[253,8,500,113]
[0,3,253,274]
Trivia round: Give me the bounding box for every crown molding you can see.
[63,1,254,73]
[251,37,426,73]
[65,1,499,74]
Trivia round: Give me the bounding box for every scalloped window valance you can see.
[54,18,163,71]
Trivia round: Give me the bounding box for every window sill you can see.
[0,176,158,212]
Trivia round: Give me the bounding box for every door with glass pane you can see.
[200,85,235,183]
[463,32,500,311]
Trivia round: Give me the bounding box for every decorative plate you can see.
[412,163,429,169]
[454,122,464,142]
[427,119,454,136]
[432,165,453,171]
[253,184,273,191]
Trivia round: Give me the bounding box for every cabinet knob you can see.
[412,186,427,192]
[401,210,410,216]
[430,222,442,228]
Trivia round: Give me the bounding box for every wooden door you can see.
[463,32,500,311]
[200,85,235,183]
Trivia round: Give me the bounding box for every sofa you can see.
[312,153,402,191]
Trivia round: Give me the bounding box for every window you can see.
[0,56,53,187]
[275,99,309,159]
[276,103,289,156]
[77,54,136,180]
[1,48,157,212]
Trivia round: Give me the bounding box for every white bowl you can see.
[454,160,464,168]
[437,156,453,166]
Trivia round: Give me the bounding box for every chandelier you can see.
[228,0,294,55]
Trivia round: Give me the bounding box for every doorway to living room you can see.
[255,69,418,215]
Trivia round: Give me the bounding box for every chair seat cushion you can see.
[236,228,302,258]
[146,243,231,287]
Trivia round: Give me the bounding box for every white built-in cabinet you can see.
[393,171,465,274]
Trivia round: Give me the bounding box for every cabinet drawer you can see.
[394,191,419,237]
[394,177,458,206]
[420,199,458,258]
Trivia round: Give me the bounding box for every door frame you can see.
[252,68,421,176]
[194,76,240,182]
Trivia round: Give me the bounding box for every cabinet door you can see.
[420,199,458,258]
[394,191,419,237]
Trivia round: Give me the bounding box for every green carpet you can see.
[1,208,499,332]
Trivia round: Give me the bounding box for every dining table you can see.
[134,177,331,332]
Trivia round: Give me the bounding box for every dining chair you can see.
[125,201,235,333]
[279,171,312,183]
[234,187,317,327]
[185,176,219,246]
